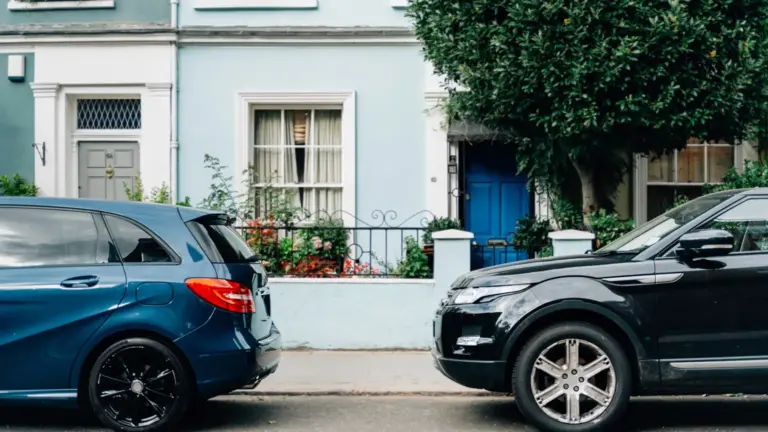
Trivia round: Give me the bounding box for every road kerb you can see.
[232,390,508,397]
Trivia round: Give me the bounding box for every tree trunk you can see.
[569,155,599,226]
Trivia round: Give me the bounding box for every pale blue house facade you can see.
[178,0,430,228]
[176,0,541,267]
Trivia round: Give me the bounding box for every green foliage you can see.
[409,0,768,215]
[703,159,768,193]
[395,236,432,279]
[422,216,462,244]
[512,215,553,255]
[588,209,636,248]
[551,196,584,230]
[0,174,37,196]
[296,219,350,264]
[197,155,240,216]
[124,174,192,206]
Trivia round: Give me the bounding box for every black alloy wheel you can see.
[87,337,191,431]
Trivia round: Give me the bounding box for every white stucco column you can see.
[143,83,173,194]
[425,92,449,218]
[533,181,553,221]
[30,83,60,196]
[424,59,451,218]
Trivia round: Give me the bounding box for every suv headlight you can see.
[453,284,531,305]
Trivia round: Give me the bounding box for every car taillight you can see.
[185,278,255,313]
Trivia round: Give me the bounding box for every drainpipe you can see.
[170,0,180,202]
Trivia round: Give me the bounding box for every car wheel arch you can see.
[502,299,645,393]
[74,329,197,407]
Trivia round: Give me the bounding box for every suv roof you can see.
[0,197,220,221]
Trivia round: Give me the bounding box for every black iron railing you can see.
[233,210,435,279]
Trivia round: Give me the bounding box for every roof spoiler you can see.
[177,206,232,224]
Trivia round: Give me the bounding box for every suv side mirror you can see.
[678,229,734,258]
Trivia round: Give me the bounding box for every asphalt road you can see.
[4,395,768,431]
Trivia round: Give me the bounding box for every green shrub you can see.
[0,174,37,196]
[422,217,461,245]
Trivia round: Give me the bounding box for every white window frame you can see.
[391,0,410,8]
[194,0,317,10]
[634,140,746,224]
[8,0,115,11]
[647,141,739,187]
[235,91,356,227]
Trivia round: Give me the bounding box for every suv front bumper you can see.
[431,347,508,392]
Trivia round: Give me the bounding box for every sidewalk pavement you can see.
[235,351,495,396]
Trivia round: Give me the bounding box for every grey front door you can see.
[78,142,140,200]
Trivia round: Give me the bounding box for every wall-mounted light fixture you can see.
[7,55,25,82]
[448,154,458,174]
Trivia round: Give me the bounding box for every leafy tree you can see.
[409,0,768,222]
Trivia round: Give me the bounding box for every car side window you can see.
[702,199,768,253]
[665,198,768,257]
[0,207,107,267]
[104,215,173,263]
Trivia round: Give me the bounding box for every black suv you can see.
[433,188,768,431]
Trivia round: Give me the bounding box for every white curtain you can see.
[307,110,343,216]
[283,112,301,211]
[254,111,296,217]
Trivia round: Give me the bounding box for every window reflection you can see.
[0,209,100,267]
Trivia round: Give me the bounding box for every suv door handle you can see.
[61,275,100,288]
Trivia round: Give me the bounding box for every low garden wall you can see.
[270,278,439,349]
[265,229,474,350]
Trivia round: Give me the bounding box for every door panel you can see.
[653,198,768,392]
[465,144,529,269]
[79,142,139,200]
[0,266,127,391]
[0,208,127,391]
[654,255,768,391]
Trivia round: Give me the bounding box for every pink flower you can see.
[311,236,322,250]
[323,241,332,251]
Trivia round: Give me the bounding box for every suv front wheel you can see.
[512,322,631,432]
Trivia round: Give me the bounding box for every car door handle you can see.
[61,275,100,288]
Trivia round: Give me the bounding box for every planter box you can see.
[422,244,434,272]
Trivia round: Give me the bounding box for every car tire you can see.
[511,322,631,432]
[87,337,192,432]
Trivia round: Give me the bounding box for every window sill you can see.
[391,0,409,8]
[193,0,317,10]
[8,0,115,10]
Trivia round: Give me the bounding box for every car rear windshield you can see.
[186,218,257,263]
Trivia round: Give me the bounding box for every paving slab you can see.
[238,351,491,395]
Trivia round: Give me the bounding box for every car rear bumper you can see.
[179,318,282,398]
[432,347,509,393]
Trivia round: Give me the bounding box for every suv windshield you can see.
[596,189,743,254]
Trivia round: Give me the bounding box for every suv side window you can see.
[104,215,173,263]
[701,199,768,253]
[665,198,768,257]
[0,207,107,267]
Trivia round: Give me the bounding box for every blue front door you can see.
[464,144,530,269]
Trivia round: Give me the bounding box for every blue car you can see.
[0,197,282,431]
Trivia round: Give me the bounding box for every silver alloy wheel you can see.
[530,338,616,425]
